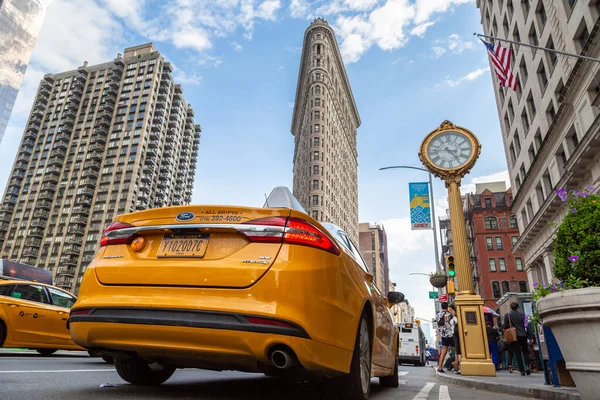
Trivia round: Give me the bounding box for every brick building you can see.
[464,182,529,312]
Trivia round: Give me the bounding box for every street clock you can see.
[418,120,481,179]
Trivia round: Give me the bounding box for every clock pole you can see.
[419,120,496,377]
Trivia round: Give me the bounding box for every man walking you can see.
[503,302,531,376]
[436,302,456,373]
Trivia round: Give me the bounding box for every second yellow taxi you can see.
[69,187,404,399]
[0,279,82,355]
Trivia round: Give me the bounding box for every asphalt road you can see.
[0,350,535,400]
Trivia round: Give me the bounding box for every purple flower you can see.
[558,281,564,288]
[524,315,530,326]
[544,284,549,289]
[551,283,557,293]
[569,255,579,262]
[571,208,577,213]
[556,189,568,201]
[533,282,539,287]
[586,186,595,192]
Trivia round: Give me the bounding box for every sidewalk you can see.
[434,367,581,400]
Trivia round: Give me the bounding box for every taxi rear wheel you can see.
[379,354,399,387]
[334,314,371,400]
[36,349,57,356]
[114,358,176,385]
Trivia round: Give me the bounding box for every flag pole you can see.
[474,32,600,63]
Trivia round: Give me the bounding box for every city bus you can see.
[398,322,427,366]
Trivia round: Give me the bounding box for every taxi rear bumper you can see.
[68,307,310,339]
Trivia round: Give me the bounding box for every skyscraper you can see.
[0,0,52,143]
[477,1,600,287]
[0,43,201,293]
[359,222,389,294]
[291,18,361,244]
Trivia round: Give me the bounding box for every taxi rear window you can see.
[0,285,14,296]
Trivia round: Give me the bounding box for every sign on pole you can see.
[439,294,448,303]
[409,182,432,230]
[428,291,438,299]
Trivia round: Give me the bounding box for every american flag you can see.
[481,39,518,91]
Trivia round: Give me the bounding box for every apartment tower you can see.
[0,43,201,293]
[358,222,389,294]
[291,18,361,244]
[0,0,52,143]
[477,1,600,287]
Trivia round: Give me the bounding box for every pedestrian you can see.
[436,302,456,373]
[449,305,462,374]
[503,302,532,376]
[486,322,500,371]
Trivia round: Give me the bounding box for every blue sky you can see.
[0,0,513,335]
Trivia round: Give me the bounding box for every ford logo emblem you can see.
[176,212,195,221]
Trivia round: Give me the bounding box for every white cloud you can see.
[432,46,446,58]
[286,0,473,63]
[173,70,202,85]
[278,65,286,73]
[172,27,213,52]
[433,33,475,58]
[442,66,489,87]
[231,41,243,52]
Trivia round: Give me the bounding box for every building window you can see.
[485,217,499,229]
[538,62,548,90]
[509,215,518,228]
[519,281,528,292]
[312,211,318,219]
[486,237,494,250]
[516,257,524,271]
[315,85,321,95]
[496,237,504,250]
[313,180,319,190]
[576,19,590,51]
[371,231,375,250]
[313,151,319,161]
[484,197,492,208]
[489,258,497,272]
[492,282,501,298]
[512,236,518,247]
[314,137,320,146]
[502,281,510,294]
[313,165,319,175]
[499,258,507,271]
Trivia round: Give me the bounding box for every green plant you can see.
[528,186,600,325]
[553,187,600,286]
[429,271,447,278]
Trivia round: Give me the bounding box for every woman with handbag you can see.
[503,302,531,376]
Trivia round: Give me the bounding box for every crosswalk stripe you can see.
[412,382,435,399]
[398,379,407,385]
[398,371,409,376]
[439,385,451,400]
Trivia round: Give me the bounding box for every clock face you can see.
[426,131,473,169]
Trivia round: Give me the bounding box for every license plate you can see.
[157,234,209,258]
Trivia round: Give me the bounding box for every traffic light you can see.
[446,255,456,278]
[446,255,456,295]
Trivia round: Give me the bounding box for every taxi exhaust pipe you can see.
[270,349,297,369]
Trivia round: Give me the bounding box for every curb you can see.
[434,369,581,400]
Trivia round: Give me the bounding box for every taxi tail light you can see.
[243,217,340,255]
[71,309,91,316]
[284,218,340,255]
[241,217,287,243]
[100,221,136,247]
[246,316,295,329]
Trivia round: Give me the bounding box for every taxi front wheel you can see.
[36,349,58,356]
[114,358,176,385]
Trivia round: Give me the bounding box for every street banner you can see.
[409,182,432,230]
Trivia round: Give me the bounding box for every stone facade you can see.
[0,43,201,293]
[358,222,389,294]
[477,0,600,287]
[291,18,361,244]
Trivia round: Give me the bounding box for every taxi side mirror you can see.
[387,291,404,305]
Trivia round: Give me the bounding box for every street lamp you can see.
[379,165,441,273]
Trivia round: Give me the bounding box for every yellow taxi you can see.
[0,280,83,355]
[69,187,404,399]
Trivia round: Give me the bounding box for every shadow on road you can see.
[80,375,393,399]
